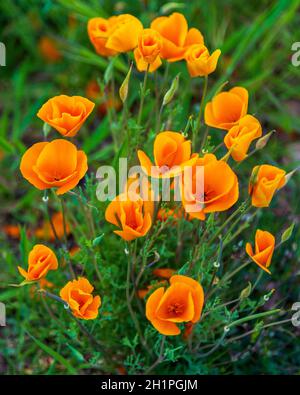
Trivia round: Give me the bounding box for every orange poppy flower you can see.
[151,12,204,62]
[246,229,275,274]
[249,164,286,207]
[182,153,239,220]
[224,115,262,162]
[35,212,70,241]
[37,95,95,137]
[60,277,101,320]
[99,14,143,53]
[38,36,61,63]
[134,28,163,72]
[105,192,154,241]
[20,139,88,195]
[3,224,20,239]
[185,44,221,77]
[153,268,176,279]
[205,87,248,130]
[87,17,118,57]
[69,245,80,257]
[18,244,58,282]
[146,275,204,336]
[138,131,198,178]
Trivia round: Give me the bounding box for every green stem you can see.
[207,201,251,248]
[60,197,76,279]
[137,66,149,126]
[193,75,208,148]
[226,309,281,330]
[126,243,152,356]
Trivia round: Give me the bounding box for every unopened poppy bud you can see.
[119,63,133,103]
[280,223,294,243]
[255,130,275,150]
[239,282,252,300]
[163,73,180,106]
[283,167,298,186]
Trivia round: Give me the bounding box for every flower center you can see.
[167,302,184,315]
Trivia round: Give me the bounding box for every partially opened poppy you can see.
[249,164,286,207]
[204,87,248,130]
[20,139,88,195]
[60,277,101,320]
[151,12,204,61]
[18,244,58,282]
[105,14,143,53]
[224,115,262,161]
[138,131,198,178]
[87,17,118,57]
[246,229,275,274]
[134,28,163,72]
[105,192,154,241]
[182,153,239,220]
[185,44,221,77]
[146,275,204,335]
[37,95,95,137]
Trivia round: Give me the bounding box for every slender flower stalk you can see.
[137,65,150,125]
[193,75,208,148]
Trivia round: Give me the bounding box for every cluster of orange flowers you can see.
[17,12,288,335]
[18,94,100,320]
[88,12,221,77]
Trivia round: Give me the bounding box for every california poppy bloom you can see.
[38,36,61,63]
[134,28,163,72]
[249,164,286,207]
[205,87,248,130]
[185,44,221,77]
[106,14,143,53]
[138,131,198,178]
[182,154,239,220]
[3,224,20,239]
[246,229,275,274]
[224,115,262,161]
[60,277,101,320]
[20,139,88,195]
[146,275,204,335]
[87,17,118,57]
[153,268,176,279]
[105,192,154,241]
[18,244,58,282]
[151,12,204,61]
[37,95,95,137]
[35,212,70,241]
